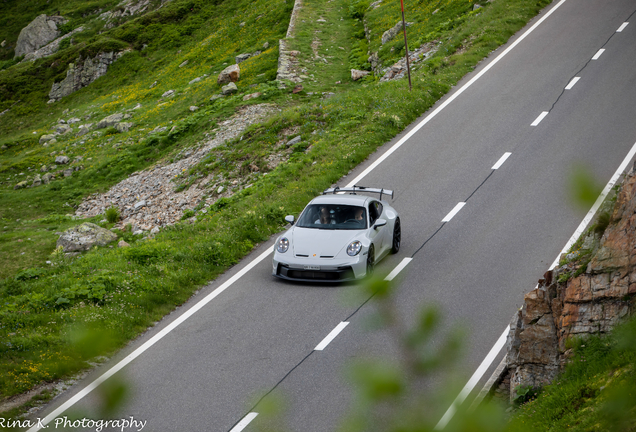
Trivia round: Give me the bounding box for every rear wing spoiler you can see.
[322,185,394,200]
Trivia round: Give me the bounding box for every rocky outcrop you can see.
[381,21,412,45]
[49,51,127,102]
[15,15,68,58]
[503,170,636,402]
[22,27,84,62]
[378,41,440,81]
[99,0,159,29]
[56,222,118,252]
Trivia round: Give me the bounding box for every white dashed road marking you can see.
[491,152,512,170]
[315,322,349,351]
[441,202,466,223]
[565,76,580,90]
[531,111,549,126]
[592,48,605,60]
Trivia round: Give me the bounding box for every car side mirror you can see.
[374,219,387,230]
[285,215,295,225]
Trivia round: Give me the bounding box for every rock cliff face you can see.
[504,169,636,401]
[49,51,126,102]
[15,15,68,58]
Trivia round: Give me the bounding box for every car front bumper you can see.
[272,252,367,282]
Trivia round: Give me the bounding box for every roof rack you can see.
[322,185,394,200]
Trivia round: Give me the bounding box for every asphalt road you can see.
[29,0,636,431]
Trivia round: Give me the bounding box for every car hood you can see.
[291,227,363,257]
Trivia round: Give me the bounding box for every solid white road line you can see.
[548,140,636,270]
[229,413,259,432]
[592,48,605,60]
[315,322,350,351]
[345,0,568,188]
[27,248,275,432]
[434,326,510,430]
[617,22,629,32]
[385,258,413,281]
[531,111,549,126]
[565,76,580,90]
[442,202,466,223]
[491,152,512,170]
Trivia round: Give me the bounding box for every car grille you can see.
[277,264,354,281]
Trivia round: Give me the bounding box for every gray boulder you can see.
[236,53,252,64]
[63,169,73,177]
[57,222,118,252]
[77,124,92,136]
[40,134,56,144]
[286,136,302,147]
[55,156,69,164]
[42,173,53,184]
[14,181,28,190]
[32,174,42,187]
[56,124,72,134]
[115,122,134,133]
[221,82,238,95]
[96,113,124,129]
[351,69,371,81]
[15,15,68,58]
[217,64,240,85]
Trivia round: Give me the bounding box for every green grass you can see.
[507,315,636,432]
[0,0,555,412]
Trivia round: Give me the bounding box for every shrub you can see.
[181,209,195,220]
[105,206,120,223]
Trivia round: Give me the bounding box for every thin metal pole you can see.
[400,0,412,91]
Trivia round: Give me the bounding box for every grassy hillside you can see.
[0,0,556,416]
[507,315,636,432]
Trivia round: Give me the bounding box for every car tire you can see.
[366,244,375,277]
[391,218,401,254]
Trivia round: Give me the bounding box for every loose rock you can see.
[351,69,370,81]
[96,113,124,129]
[221,82,238,95]
[217,64,240,85]
[57,222,118,252]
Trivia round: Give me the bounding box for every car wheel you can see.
[366,244,375,277]
[391,217,401,254]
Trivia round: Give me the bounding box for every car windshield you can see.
[296,204,367,230]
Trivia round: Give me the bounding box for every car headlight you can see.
[277,237,289,253]
[347,241,362,256]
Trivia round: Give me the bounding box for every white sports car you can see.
[272,186,401,282]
